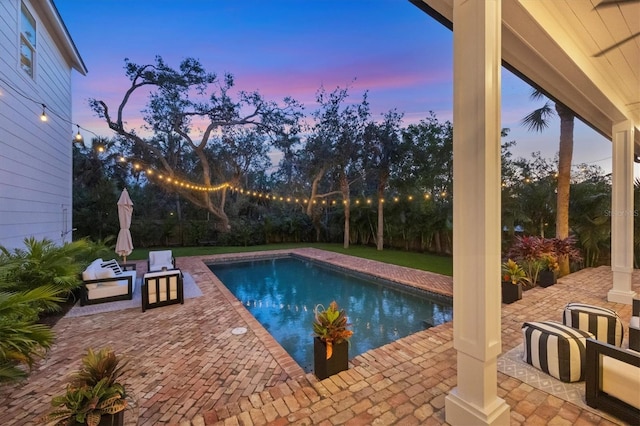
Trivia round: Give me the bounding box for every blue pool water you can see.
[209,256,452,373]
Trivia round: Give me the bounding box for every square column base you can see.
[445,389,510,426]
[607,289,637,305]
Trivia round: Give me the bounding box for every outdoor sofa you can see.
[80,258,136,306]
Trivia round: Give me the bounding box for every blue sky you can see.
[55,0,633,176]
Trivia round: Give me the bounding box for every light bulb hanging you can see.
[40,104,47,122]
[73,125,84,144]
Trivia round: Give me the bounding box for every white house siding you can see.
[0,0,85,250]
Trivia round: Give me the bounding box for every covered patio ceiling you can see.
[411,0,640,155]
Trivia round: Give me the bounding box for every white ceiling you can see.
[411,0,640,154]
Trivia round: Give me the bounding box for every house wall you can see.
[0,0,76,250]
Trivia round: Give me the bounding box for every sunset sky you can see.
[54,0,633,176]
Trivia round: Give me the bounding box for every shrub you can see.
[507,235,582,285]
[0,286,61,383]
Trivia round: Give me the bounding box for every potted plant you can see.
[538,254,558,287]
[501,259,529,304]
[312,301,353,380]
[42,347,130,426]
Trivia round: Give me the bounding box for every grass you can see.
[125,243,453,276]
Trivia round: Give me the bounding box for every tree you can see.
[393,113,453,253]
[296,86,370,246]
[509,152,557,237]
[569,170,611,267]
[521,89,575,276]
[90,56,301,232]
[363,109,404,250]
[73,137,128,241]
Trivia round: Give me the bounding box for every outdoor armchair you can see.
[585,338,640,424]
[141,269,184,312]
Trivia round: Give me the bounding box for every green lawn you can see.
[127,243,453,276]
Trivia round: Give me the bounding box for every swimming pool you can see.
[209,256,452,373]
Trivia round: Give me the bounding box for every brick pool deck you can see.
[0,248,637,425]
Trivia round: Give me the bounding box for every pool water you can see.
[209,256,452,373]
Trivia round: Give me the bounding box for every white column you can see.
[608,120,636,304]
[444,0,509,425]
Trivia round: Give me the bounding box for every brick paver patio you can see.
[0,248,636,425]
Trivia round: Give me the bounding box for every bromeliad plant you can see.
[312,301,353,359]
[501,259,530,285]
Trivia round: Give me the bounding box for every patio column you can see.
[608,119,636,304]
[444,0,509,425]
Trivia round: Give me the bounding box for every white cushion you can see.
[149,250,173,271]
[602,355,640,408]
[82,268,96,281]
[87,283,130,300]
[631,316,640,329]
[95,268,120,287]
[85,283,99,290]
[95,267,116,280]
[83,259,105,281]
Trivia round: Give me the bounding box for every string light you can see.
[74,124,84,144]
[0,76,97,145]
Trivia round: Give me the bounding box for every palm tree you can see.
[521,90,575,276]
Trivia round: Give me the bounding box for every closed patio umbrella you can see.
[115,188,134,263]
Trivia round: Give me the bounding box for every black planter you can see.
[538,269,556,287]
[98,411,125,426]
[501,281,522,304]
[313,338,349,380]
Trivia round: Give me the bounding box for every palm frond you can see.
[521,101,554,132]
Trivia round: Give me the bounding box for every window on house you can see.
[20,2,36,78]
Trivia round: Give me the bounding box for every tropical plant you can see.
[44,378,127,426]
[507,235,582,285]
[506,236,551,285]
[43,348,129,426]
[0,237,89,298]
[569,176,611,267]
[312,301,353,359]
[551,235,583,269]
[0,286,61,383]
[501,259,529,285]
[539,254,559,272]
[69,347,130,389]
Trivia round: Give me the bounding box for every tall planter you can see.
[538,269,556,287]
[97,411,125,426]
[501,281,522,304]
[313,338,349,380]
